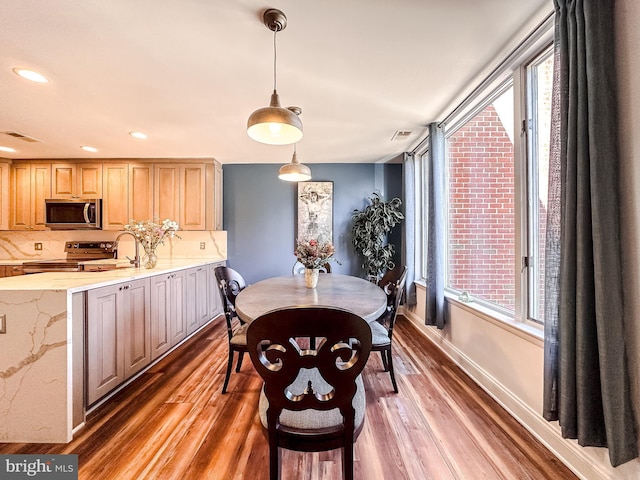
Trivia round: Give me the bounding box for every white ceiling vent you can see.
[2,131,41,142]
[391,130,412,141]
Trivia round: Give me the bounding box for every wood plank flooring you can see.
[0,316,578,479]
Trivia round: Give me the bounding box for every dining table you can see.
[235,273,388,324]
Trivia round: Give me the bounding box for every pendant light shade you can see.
[247,8,303,145]
[247,91,303,145]
[279,145,311,182]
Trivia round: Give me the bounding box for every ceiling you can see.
[0,0,552,165]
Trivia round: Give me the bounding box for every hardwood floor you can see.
[0,316,578,479]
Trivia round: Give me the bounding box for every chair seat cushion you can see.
[231,323,248,346]
[259,368,366,431]
[370,321,391,347]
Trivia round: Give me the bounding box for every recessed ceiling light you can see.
[81,146,98,153]
[129,131,147,139]
[0,146,16,153]
[12,68,49,83]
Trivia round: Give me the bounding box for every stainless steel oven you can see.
[22,241,116,274]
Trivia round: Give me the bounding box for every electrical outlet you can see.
[34,242,42,251]
[0,314,6,334]
[200,242,206,250]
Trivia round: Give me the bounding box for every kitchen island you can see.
[0,258,225,444]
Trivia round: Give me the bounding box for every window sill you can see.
[414,280,544,347]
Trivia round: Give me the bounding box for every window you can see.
[446,84,516,314]
[526,47,554,323]
[415,19,554,326]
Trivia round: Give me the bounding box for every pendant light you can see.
[278,143,312,182]
[247,8,303,145]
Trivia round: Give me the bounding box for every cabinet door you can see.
[10,164,31,229]
[31,163,51,229]
[129,163,153,222]
[208,262,224,320]
[77,163,102,197]
[154,165,179,223]
[195,265,209,327]
[185,267,199,335]
[102,163,129,230]
[122,278,151,378]
[51,163,75,198]
[181,164,206,230]
[87,284,124,405]
[0,162,10,230]
[214,161,223,230]
[170,270,187,345]
[150,274,172,360]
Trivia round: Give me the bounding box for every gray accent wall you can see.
[223,163,403,285]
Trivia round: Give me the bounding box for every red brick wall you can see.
[447,105,515,310]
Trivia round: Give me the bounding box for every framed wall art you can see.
[297,181,333,242]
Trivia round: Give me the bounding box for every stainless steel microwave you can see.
[44,199,102,229]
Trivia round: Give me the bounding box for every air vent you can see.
[2,131,40,142]
[391,130,412,141]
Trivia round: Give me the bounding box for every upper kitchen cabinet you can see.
[102,163,129,230]
[102,162,154,231]
[10,162,51,230]
[0,161,9,230]
[51,162,102,199]
[213,161,223,231]
[154,162,214,230]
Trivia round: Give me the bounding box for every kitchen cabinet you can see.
[150,270,186,360]
[129,163,154,222]
[154,163,207,230]
[10,162,51,230]
[51,162,102,199]
[0,161,9,230]
[185,265,209,335]
[208,261,224,320]
[101,162,154,230]
[86,277,151,405]
[213,161,223,231]
[102,163,129,230]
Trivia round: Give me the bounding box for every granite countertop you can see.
[0,257,225,292]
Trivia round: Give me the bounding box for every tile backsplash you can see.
[0,230,226,261]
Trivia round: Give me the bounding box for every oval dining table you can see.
[235,273,387,324]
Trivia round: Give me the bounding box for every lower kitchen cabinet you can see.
[85,262,222,406]
[86,277,151,405]
[208,261,224,320]
[186,265,209,335]
[150,270,186,360]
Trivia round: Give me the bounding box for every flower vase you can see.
[304,268,319,288]
[142,248,157,269]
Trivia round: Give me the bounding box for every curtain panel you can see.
[402,152,417,306]
[543,0,637,467]
[425,123,445,329]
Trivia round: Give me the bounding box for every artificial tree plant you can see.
[351,192,404,282]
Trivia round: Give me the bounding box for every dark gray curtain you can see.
[543,0,637,467]
[425,123,445,329]
[402,152,417,306]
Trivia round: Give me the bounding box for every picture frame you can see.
[297,181,333,242]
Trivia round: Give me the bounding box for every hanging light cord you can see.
[272,28,278,91]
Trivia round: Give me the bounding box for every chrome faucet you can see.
[113,231,140,268]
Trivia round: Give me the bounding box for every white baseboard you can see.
[400,308,622,480]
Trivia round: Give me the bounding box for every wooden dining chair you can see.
[291,260,331,274]
[371,265,407,393]
[214,266,249,393]
[246,306,372,480]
